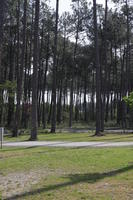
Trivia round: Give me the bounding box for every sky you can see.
[49,0,114,15]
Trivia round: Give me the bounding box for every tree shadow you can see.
[4,165,133,200]
[0,147,29,152]
[97,135,133,142]
[1,146,86,156]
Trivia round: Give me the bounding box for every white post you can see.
[0,127,4,149]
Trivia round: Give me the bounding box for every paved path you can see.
[3,141,133,148]
[51,128,133,133]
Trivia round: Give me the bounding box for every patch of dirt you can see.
[1,171,133,200]
[0,168,60,199]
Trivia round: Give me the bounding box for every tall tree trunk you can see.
[12,0,20,136]
[13,0,27,136]
[57,36,66,124]
[91,69,95,121]
[69,0,80,128]
[101,0,108,131]
[84,66,87,122]
[105,42,112,122]
[0,0,6,126]
[93,0,101,135]
[30,0,40,140]
[126,0,130,94]
[37,23,44,127]
[42,30,50,129]
[0,0,5,83]
[51,0,59,133]
[7,18,16,127]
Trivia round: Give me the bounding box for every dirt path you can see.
[3,141,133,148]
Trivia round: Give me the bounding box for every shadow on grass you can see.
[90,135,133,142]
[0,145,49,153]
[0,146,80,159]
[5,165,133,200]
[5,132,133,144]
[0,147,29,152]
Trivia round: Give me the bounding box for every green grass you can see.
[4,131,133,143]
[0,146,133,199]
[46,120,119,129]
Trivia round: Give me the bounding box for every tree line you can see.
[0,0,133,139]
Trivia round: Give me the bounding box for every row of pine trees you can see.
[0,0,133,139]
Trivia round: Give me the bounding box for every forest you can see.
[1,1,133,199]
[0,0,133,140]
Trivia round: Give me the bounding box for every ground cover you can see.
[4,131,133,143]
[0,146,133,199]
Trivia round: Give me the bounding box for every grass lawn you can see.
[4,131,133,143]
[0,146,133,200]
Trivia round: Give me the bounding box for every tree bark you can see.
[93,0,101,135]
[30,0,40,140]
[13,0,27,136]
[51,0,59,133]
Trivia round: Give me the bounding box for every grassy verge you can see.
[4,131,133,143]
[0,146,133,199]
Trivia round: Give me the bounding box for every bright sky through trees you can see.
[49,0,114,14]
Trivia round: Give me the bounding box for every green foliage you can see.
[0,80,16,91]
[123,92,133,108]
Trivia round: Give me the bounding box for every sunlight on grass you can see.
[0,147,133,199]
[4,131,133,143]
